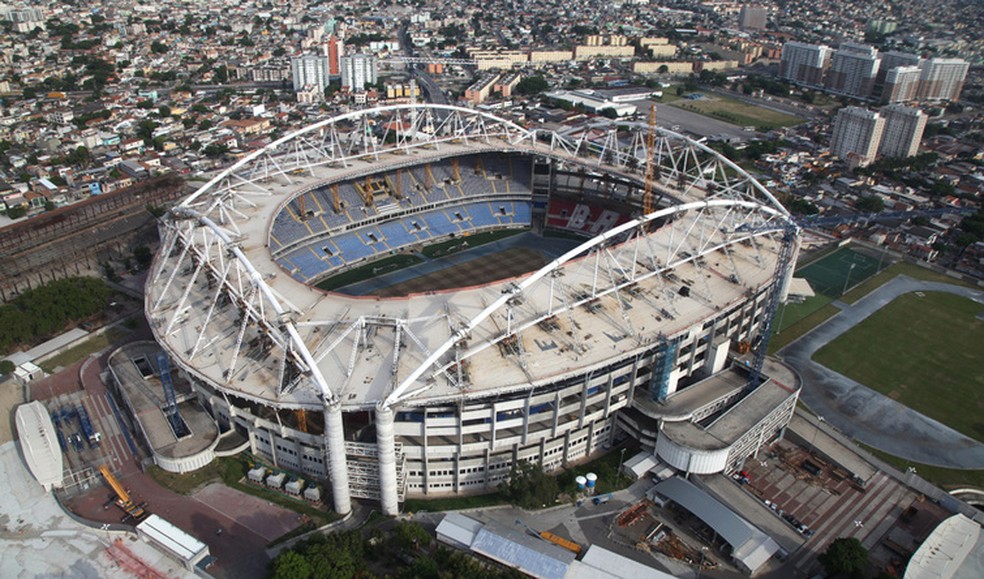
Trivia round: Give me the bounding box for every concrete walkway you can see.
[779,275,984,469]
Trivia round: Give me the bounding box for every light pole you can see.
[696,546,709,579]
[810,415,824,455]
[618,448,626,482]
[842,263,856,295]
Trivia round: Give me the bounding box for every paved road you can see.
[779,275,984,468]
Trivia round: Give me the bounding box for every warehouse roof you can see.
[652,476,778,573]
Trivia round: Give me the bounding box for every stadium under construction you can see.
[143,104,802,515]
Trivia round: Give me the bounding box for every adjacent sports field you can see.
[813,291,984,441]
[797,246,884,297]
[669,93,802,130]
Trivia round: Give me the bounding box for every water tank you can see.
[575,476,587,490]
[585,472,597,488]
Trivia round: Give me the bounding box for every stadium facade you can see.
[145,105,800,515]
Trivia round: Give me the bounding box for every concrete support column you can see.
[268,429,279,468]
[324,402,351,515]
[376,405,399,516]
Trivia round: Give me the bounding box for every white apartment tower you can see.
[291,55,331,92]
[830,107,885,166]
[779,42,831,87]
[882,66,922,104]
[826,43,880,99]
[341,54,378,92]
[917,58,970,102]
[878,105,927,158]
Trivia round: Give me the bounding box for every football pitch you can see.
[797,246,884,297]
[368,248,549,297]
[813,291,984,441]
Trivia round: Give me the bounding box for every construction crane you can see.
[643,104,657,217]
[99,464,146,521]
[740,207,968,390]
[156,352,188,437]
[513,518,583,555]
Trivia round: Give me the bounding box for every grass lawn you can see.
[770,303,840,354]
[814,292,984,440]
[652,87,684,104]
[769,294,837,354]
[315,253,423,292]
[39,326,132,373]
[862,445,984,490]
[669,94,802,130]
[403,492,507,513]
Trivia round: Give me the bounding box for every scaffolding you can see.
[650,337,678,402]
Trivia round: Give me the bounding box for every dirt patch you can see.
[192,482,303,543]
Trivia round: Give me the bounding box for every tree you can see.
[394,520,432,550]
[855,195,884,213]
[0,360,14,375]
[6,205,27,219]
[515,75,549,96]
[818,537,868,578]
[269,551,311,579]
[150,40,169,54]
[599,107,619,119]
[133,246,153,269]
[499,460,559,509]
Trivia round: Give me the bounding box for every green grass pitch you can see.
[813,291,984,441]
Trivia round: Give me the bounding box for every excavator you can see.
[99,464,147,521]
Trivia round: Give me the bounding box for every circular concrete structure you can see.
[146,104,795,513]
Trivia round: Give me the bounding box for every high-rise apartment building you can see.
[830,107,885,166]
[882,66,922,104]
[291,55,331,92]
[878,105,927,158]
[739,6,768,31]
[875,50,922,93]
[779,42,831,87]
[340,54,378,92]
[327,34,343,76]
[826,43,880,99]
[916,58,970,102]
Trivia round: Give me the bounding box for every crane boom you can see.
[99,464,131,503]
[643,104,657,217]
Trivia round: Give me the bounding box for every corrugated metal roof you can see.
[436,512,484,547]
[470,521,575,579]
[571,545,676,578]
[652,477,778,572]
